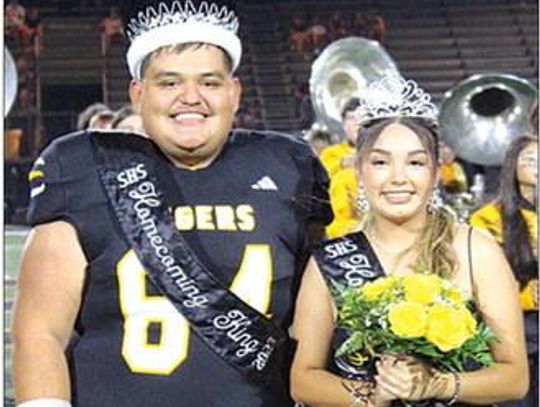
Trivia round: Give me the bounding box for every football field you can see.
[5,226,30,406]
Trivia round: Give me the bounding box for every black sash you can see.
[90,134,293,400]
[312,232,385,380]
[313,232,385,290]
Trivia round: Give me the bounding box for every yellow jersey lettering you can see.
[214,205,238,231]
[195,205,215,230]
[174,206,195,231]
[173,205,256,232]
[236,205,255,231]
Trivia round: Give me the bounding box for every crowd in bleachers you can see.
[287,10,386,56]
[5,0,43,49]
[5,0,44,161]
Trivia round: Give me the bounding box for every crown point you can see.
[357,74,438,127]
[125,0,242,79]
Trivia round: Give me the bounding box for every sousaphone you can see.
[309,37,400,141]
[4,47,18,117]
[439,73,537,166]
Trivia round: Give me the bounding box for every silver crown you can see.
[356,74,439,126]
[125,0,239,42]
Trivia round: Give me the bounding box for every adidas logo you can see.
[251,176,278,191]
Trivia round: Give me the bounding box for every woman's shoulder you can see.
[453,223,510,281]
[453,223,500,253]
[452,224,514,300]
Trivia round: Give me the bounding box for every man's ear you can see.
[129,79,143,114]
[231,78,242,115]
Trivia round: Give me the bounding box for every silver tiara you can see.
[356,74,439,127]
[125,0,239,42]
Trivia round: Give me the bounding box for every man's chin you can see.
[171,137,207,153]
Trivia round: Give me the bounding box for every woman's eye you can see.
[409,160,427,167]
[371,159,388,166]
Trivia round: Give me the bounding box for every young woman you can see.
[470,135,538,407]
[290,84,528,406]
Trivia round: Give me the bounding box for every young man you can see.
[319,97,361,178]
[11,1,331,407]
[320,98,362,238]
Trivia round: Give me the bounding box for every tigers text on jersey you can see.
[27,129,331,407]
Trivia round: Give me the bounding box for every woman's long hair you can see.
[499,135,538,287]
[356,117,457,277]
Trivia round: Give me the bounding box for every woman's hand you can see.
[374,354,448,401]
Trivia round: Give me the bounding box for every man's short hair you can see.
[341,97,360,120]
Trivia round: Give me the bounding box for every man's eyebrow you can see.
[151,70,180,80]
[150,70,228,80]
[200,71,227,80]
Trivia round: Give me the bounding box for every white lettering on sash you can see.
[213,310,261,358]
[118,164,209,308]
[324,239,378,287]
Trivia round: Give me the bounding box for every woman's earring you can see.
[356,185,370,213]
[427,186,443,214]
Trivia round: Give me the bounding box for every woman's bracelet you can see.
[341,380,374,407]
[446,371,461,406]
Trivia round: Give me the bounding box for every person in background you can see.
[366,11,386,44]
[5,0,26,46]
[76,102,114,130]
[12,1,331,407]
[470,135,538,407]
[88,110,114,130]
[20,7,43,49]
[307,15,328,55]
[110,105,145,134]
[305,127,332,157]
[288,14,310,53]
[351,11,368,37]
[439,140,468,195]
[325,161,360,238]
[290,75,528,406]
[320,98,360,178]
[328,11,348,41]
[100,6,124,52]
[320,98,361,238]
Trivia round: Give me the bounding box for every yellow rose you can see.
[426,303,477,352]
[361,276,397,301]
[459,306,478,334]
[388,301,428,338]
[444,286,465,305]
[402,274,442,305]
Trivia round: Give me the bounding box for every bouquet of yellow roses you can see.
[333,273,496,372]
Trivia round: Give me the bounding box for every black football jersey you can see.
[27,129,331,407]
